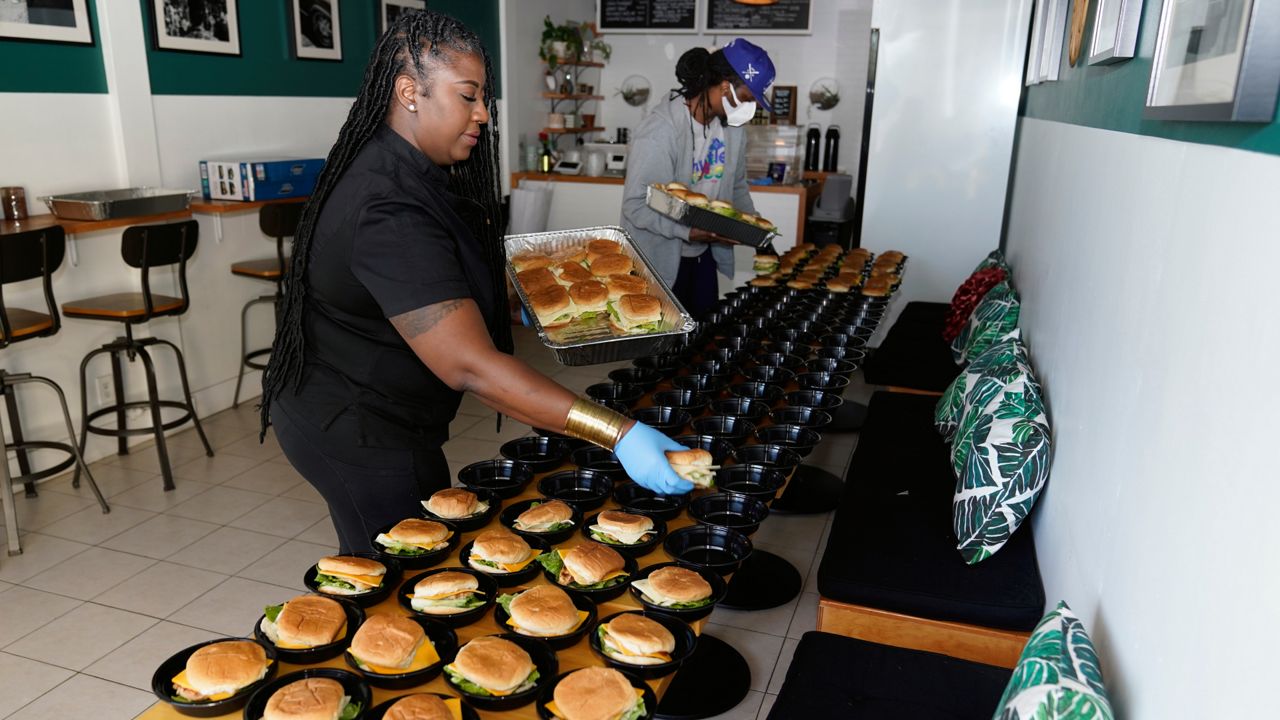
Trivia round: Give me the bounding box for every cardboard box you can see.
[199,158,324,201]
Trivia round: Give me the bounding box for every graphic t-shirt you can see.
[684,117,726,258]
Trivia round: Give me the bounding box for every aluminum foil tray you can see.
[505,225,695,367]
[41,187,192,221]
[645,185,778,248]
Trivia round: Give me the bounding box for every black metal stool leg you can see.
[234,295,276,409]
[3,377,37,497]
[16,375,110,515]
[157,339,214,458]
[109,347,129,457]
[135,346,176,491]
[2,433,19,555]
[73,346,112,489]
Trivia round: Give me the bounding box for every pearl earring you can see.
[408,103,417,112]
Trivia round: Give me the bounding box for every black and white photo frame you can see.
[0,0,94,46]
[380,0,425,35]
[289,0,343,61]
[148,0,241,56]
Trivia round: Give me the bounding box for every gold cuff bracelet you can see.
[563,398,629,451]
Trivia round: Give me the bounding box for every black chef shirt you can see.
[285,124,498,449]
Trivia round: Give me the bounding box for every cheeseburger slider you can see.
[708,199,739,219]
[348,613,439,674]
[511,252,552,272]
[516,267,560,294]
[260,594,347,649]
[748,277,777,288]
[589,510,655,546]
[664,182,688,193]
[423,488,490,519]
[468,528,537,574]
[409,571,487,614]
[550,245,589,265]
[170,640,270,703]
[605,274,648,302]
[786,279,815,290]
[545,667,645,720]
[444,636,540,697]
[682,191,710,209]
[315,555,386,596]
[554,261,597,285]
[587,238,623,262]
[375,518,453,557]
[596,614,676,666]
[753,254,779,274]
[263,677,360,720]
[861,280,891,297]
[382,694,460,720]
[513,500,575,533]
[537,543,629,590]
[666,448,716,488]
[609,294,663,335]
[589,253,634,277]
[631,565,714,609]
[568,281,610,321]
[527,285,576,329]
[496,585,589,637]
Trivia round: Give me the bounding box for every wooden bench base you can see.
[817,598,1029,669]
[883,385,945,397]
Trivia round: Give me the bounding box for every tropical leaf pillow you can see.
[951,369,1049,564]
[951,281,1020,364]
[973,248,1010,274]
[994,602,1115,720]
[935,329,1026,439]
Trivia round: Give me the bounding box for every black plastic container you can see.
[608,367,662,391]
[501,498,584,545]
[152,638,279,717]
[612,483,691,521]
[689,494,770,536]
[743,365,795,387]
[500,436,571,474]
[444,634,557,711]
[585,382,645,407]
[399,567,499,627]
[629,405,692,437]
[626,562,729,622]
[805,358,859,377]
[651,388,708,415]
[457,535,549,588]
[254,596,365,664]
[672,373,727,394]
[701,347,750,366]
[493,590,597,651]
[728,381,785,404]
[344,617,457,690]
[663,525,754,576]
[783,389,845,412]
[753,351,807,371]
[689,359,739,380]
[768,341,812,360]
[774,329,817,346]
[670,434,737,465]
[529,427,592,453]
[570,446,627,483]
[754,425,822,458]
[421,487,500,532]
[796,371,852,394]
[717,336,761,353]
[633,353,686,377]
[242,669,369,720]
[582,511,667,557]
[587,610,699,678]
[304,553,401,608]
[541,548,639,602]
[536,669,658,719]
[715,465,788,504]
[816,346,864,363]
[370,518,460,570]
[736,444,802,474]
[708,397,772,423]
[770,406,834,429]
[537,470,614,511]
[457,459,536,500]
[690,415,756,446]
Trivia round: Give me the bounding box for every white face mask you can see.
[721,85,757,127]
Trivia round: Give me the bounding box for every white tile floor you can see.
[0,327,868,719]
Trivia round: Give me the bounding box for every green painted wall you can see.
[144,0,500,97]
[0,1,106,93]
[1022,0,1280,156]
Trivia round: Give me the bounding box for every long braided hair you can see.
[672,46,743,138]
[260,10,510,437]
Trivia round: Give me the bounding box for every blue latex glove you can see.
[615,422,694,495]
[520,307,533,326]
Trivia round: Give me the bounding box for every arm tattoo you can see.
[391,299,467,339]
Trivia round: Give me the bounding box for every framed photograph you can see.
[149,0,240,55]
[1146,0,1280,121]
[379,0,425,35]
[1026,0,1071,84]
[289,0,342,61]
[1088,0,1144,64]
[1026,0,1048,85]
[0,0,93,45]
[770,85,798,125]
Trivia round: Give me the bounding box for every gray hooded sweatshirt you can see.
[621,96,757,286]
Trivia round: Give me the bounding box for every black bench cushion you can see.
[863,306,957,392]
[768,632,1011,720]
[818,393,1045,631]
[894,301,950,328]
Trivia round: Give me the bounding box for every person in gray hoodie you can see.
[621,39,777,316]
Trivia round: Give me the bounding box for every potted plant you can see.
[539,16,582,71]
[578,22,611,63]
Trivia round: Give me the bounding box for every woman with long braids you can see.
[261,10,691,553]
[621,39,777,317]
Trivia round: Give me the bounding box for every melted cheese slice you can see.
[323,570,384,588]
[357,639,440,675]
[375,531,453,552]
[444,698,464,720]
[603,631,672,662]
[445,664,521,696]
[506,610,590,636]
[545,689,645,719]
[415,588,478,602]
[589,524,651,545]
[599,569,630,582]
[170,670,234,702]
[471,552,535,573]
[274,619,348,650]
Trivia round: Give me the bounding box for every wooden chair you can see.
[231,201,303,407]
[62,220,213,492]
[1,226,108,556]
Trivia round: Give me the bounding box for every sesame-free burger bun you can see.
[425,488,481,518]
[414,571,479,598]
[316,555,385,578]
[384,693,454,720]
[471,528,533,565]
[596,510,653,536]
[451,636,535,694]
[516,267,560,294]
[647,566,713,604]
[586,238,623,261]
[511,252,552,272]
[605,274,648,301]
[184,640,269,697]
[554,262,596,285]
[263,677,345,720]
[527,285,575,328]
[515,499,574,530]
[683,192,710,208]
[562,543,625,585]
[274,595,347,647]
[386,519,450,546]
[567,281,609,312]
[349,613,426,669]
[551,667,636,720]
[604,614,676,658]
[589,253,633,277]
[612,294,663,332]
[508,585,581,636]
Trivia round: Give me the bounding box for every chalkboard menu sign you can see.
[705,0,812,34]
[599,0,698,33]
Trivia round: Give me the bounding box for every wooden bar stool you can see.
[1,227,108,556]
[62,220,213,492]
[231,202,302,407]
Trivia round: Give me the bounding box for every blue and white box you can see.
[199,157,325,201]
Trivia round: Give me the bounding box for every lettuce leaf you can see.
[496,593,518,615]
[339,700,362,720]
[546,521,573,532]
[620,698,646,720]
[535,550,564,575]
[606,301,621,322]
[314,573,356,591]
[471,557,501,569]
[577,311,600,320]
[570,574,628,591]
[446,666,493,696]
[264,603,284,623]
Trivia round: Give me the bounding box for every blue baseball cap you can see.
[721,38,776,112]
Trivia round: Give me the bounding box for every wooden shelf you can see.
[189,197,307,215]
[543,126,607,135]
[541,93,605,101]
[550,59,605,68]
[1,210,193,237]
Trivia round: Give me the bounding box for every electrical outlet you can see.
[95,375,115,406]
